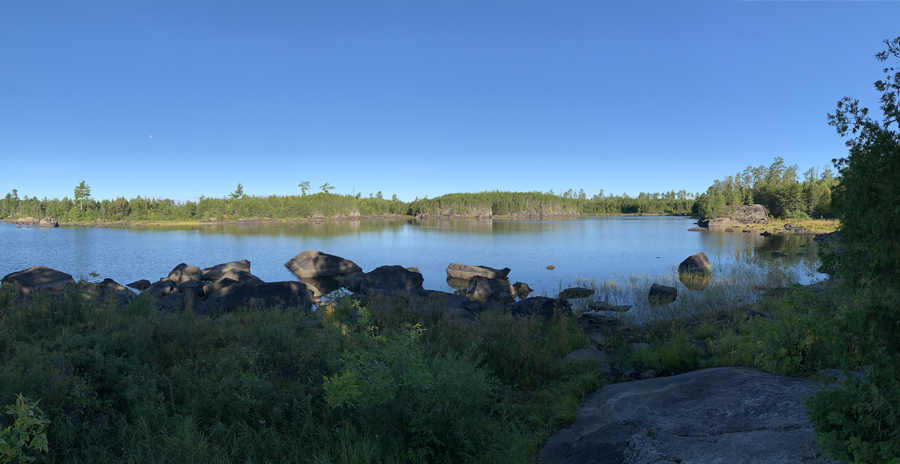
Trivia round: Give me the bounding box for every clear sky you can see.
[1,1,897,203]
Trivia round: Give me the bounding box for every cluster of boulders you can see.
[128,260,317,314]
[5,217,59,228]
[1,250,719,324]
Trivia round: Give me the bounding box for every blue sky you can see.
[1,1,897,203]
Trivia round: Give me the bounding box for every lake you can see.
[0,216,821,296]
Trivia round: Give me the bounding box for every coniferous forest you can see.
[1,161,835,223]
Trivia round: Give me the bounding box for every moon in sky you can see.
[149,135,153,138]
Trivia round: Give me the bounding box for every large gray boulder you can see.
[166,263,203,283]
[284,251,361,279]
[1,266,75,294]
[678,252,712,291]
[541,367,834,464]
[510,297,571,319]
[678,252,712,275]
[81,278,135,306]
[201,260,251,281]
[257,281,315,310]
[205,285,265,312]
[466,276,514,303]
[733,204,769,224]
[446,263,511,280]
[126,279,152,291]
[145,280,177,299]
[359,265,424,296]
[216,268,264,285]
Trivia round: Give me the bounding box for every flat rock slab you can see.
[446,263,511,280]
[1,266,75,294]
[541,367,835,464]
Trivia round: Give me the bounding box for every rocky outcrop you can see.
[466,276,514,303]
[446,263,511,280]
[541,367,834,464]
[510,297,571,319]
[733,204,769,224]
[145,280,177,299]
[648,283,677,305]
[284,251,362,279]
[1,266,75,294]
[359,265,424,296]
[205,285,265,312]
[201,260,251,281]
[166,263,203,283]
[216,268,265,285]
[39,218,59,228]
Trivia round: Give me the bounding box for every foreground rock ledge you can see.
[541,367,835,464]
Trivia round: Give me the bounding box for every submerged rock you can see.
[558,287,595,299]
[648,283,677,305]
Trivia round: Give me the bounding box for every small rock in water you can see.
[558,287,595,299]
[546,265,555,270]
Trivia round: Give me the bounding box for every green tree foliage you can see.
[320,183,335,194]
[73,181,90,213]
[0,394,50,463]
[298,181,310,196]
[695,158,837,219]
[229,183,244,199]
[805,37,900,463]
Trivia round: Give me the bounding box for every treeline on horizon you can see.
[0,188,699,223]
[1,160,836,223]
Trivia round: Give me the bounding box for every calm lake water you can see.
[0,217,820,295]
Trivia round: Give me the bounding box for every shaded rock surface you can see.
[126,279,152,291]
[677,252,712,275]
[1,266,75,294]
[284,251,361,279]
[166,263,203,283]
[201,260,251,281]
[446,263,511,280]
[466,276,514,303]
[541,367,834,464]
[648,283,677,305]
[360,265,424,296]
[511,297,571,319]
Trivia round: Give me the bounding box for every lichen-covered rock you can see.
[541,367,834,464]
[733,204,769,224]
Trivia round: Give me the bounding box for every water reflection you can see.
[0,218,824,296]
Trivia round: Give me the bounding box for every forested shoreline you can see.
[0,164,833,224]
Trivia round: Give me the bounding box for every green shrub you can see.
[0,394,50,463]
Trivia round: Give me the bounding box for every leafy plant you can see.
[0,395,50,463]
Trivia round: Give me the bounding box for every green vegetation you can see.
[73,181,91,214]
[695,157,838,220]
[0,282,600,463]
[0,188,701,224]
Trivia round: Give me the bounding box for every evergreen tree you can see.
[74,181,91,212]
